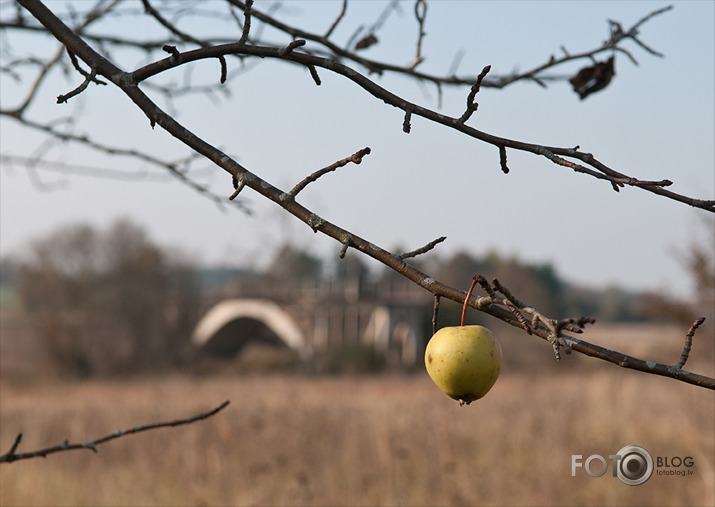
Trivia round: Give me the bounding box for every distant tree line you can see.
[8,219,198,377]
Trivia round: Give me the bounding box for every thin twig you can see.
[289,147,371,197]
[432,294,440,335]
[238,0,252,45]
[408,0,427,70]
[398,236,446,260]
[56,68,103,103]
[458,64,491,123]
[325,0,347,39]
[676,317,706,370]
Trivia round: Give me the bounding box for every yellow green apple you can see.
[425,325,502,405]
[425,276,503,405]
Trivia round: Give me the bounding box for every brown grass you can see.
[1,323,714,506]
[1,357,713,507]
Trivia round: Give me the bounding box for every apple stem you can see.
[461,276,479,327]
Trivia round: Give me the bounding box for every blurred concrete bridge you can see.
[191,277,430,368]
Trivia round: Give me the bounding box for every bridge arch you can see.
[362,305,421,367]
[192,299,310,358]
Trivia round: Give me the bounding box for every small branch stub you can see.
[499,145,509,174]
[403,110,412,133]
[162,44,180,61]
[339,234,353,259]
[218,55,227,84]
[278,39,306,56]
[308,65,321,85]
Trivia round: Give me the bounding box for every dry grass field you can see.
[1,325,714,506]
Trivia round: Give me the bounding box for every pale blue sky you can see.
[1,1,713,298]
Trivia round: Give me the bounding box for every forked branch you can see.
[464,276,712,387]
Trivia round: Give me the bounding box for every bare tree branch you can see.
[123,38,712,211]
[225,1,673,91]
[0,114,245,210]
[4,2,708,211]
[0,401,230,464]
